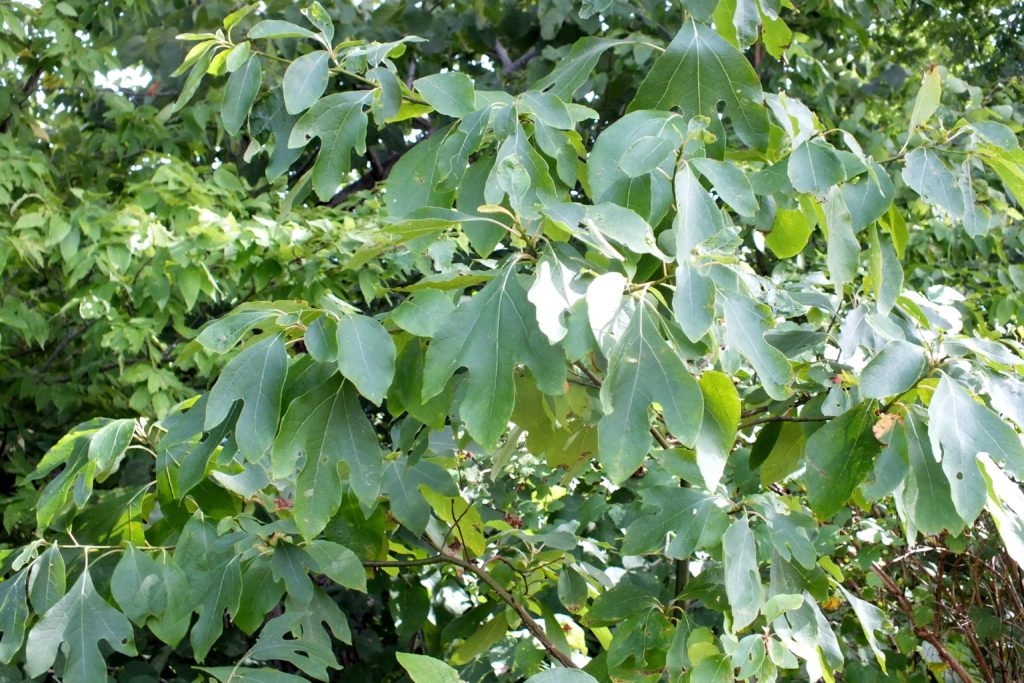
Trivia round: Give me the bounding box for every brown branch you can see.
[871,562,973,683]
[507,46,538,73]
[493,39,538,75]
[363,555,448,568]
[1,64,45,133]
[365,544,577,668]
[447,552,578,668]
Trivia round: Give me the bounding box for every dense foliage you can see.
[2,0,1024,681]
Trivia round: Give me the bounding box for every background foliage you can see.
[2,0,1024,681]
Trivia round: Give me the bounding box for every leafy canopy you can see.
[2,0,1024,682]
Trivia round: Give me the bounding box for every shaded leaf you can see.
[929,373,1024,524]
[804,403,882,518]
[205,333,287,460]
[631,19,768,149]
[598,303,704,482]
[423,263,565,448]
[283,50,329,115]
[25,570,137,682]
[222,56,262,135]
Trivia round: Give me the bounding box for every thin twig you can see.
[738,414,829,429]
[422,538,578,669]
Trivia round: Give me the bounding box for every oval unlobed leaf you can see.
[282,50,329,115]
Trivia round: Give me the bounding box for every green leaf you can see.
[172,47,215,113]
[195,307,280,353]
[558,567,589,613]
[528,243,588,344]
[222,55,262,135]
[283,50,329,115]
[761,11,792,58]
[87,418,134,473]
[272,377,383,533]
[761,593,804,622]
[733,633,766,678]
[834,581,888,673]
[179,400,241,496]
[902,148,964,216]
[419,487,486,556]
[588,111,684,225]
[765,509,816,570]
[305,315,339,363]
[979,453,1024,569]
[248,19,319,40]
[543,202,666,259]
[246,612,340,679]
[189,555,243,661]
[415,72,476,117]
[758,422,806,486]
[391,290,455,338]
[223,4,257,30]
[804,403,882,518]
[721,294,793,400]
[907,65,942,141]
[0,571,28,664]
[288,92,370,201]
[383,207,489,241]
[673,262,716,343]
[928,373,1024,524]
[451,613,508,665]
[675,164,726,255]
[695,371,740,490]
[385,124,458,217]
[305,540,366,592]
[860,340,926,399]
[423,263,566,448]
[902,411,963,535]
[270,546,315,608]
[336,314,395,405]
[25,570,137,682]
[396,652,463,683]
[382,457,458,535]
[205,333,287,460]
[765,207,813,259]
[234,558,284,636]
[28,545,65,615]
[598,303,704,483]
[532,37,622,100]
[631,19,768,150]
[619,136,676,178]
[982,149,1024,206]
[691,157,757,217]
[487,122,557,219]
[586,203,666,259]
[822,187,859,288]
[302,2,335,43]
[147,554,191,646]
[876,233,903,315]
[111,546,167,625]
[787,140,845,195]
[622,485,730,558]
[585,581,659,627]
[722,516,763,630]
[841,163,895,231]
